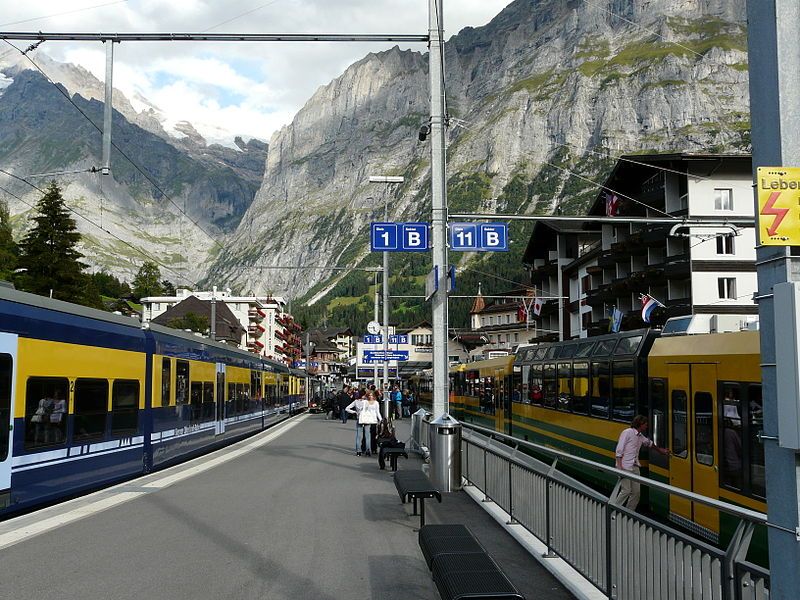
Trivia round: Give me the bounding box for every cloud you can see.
[2,0,513,145]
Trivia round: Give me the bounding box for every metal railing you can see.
[443,423,769,600]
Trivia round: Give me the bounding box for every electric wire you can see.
[0,168,198,286]
[202,0,284,33]
[0,1,128,28]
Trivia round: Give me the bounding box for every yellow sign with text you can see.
[757,167,800,246]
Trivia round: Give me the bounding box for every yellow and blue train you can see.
[0,285,307,517]
[414,326,765,549]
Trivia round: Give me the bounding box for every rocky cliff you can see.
[205,0,750,307]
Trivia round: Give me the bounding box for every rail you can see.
[432,421,770,600]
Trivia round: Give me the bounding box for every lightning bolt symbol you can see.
[761,191,789,237]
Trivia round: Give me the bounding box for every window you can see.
[25,377,70,448]
[490,317,494,325]
[749,385,765,497]
[612,361,635,421]
[614,336,642,356]
[581,275,590,295]
[590,361,610,418]
[190,382,203,423]
[671,390,688,458]
[542,363,557,408]
[112,380,139,436]
[161,358,171,407]
[529,365,543,405]
[74,378,108,442]
[153,303,161,311]
[176,360,189,405]
[650,379,667,449]
[721,384,742,489]
[572,362,590,414]
[718,277,736,300]
[694,392,714,466]
[0,355,12,460]
[716,234,735,255]
[202,382,215,421]
[714,188,733,211]
[557,363,572,411]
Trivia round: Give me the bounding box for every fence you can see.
[453,424,770,600]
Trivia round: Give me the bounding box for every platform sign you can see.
[363,334,382,344]
[450,223,478,250]
[364,350,409,362]
[450,222,509,251]
[371,222,399,251]
[389,334,408,344]
[757,167,800,246]
[479,223,509,251]
[401,223,429,251]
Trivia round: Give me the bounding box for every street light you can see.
[368,175,404,419]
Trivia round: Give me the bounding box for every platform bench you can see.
[379,446,409,471]
[418,524,487,570]
[431,552,525,600]
[393,470,442,527]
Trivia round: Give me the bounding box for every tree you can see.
[161,279,176,295]
[167,312,209,333]
[0,198,17,282]
[16,182,99,307]
[132,261,163,300]
[91,271,131,299]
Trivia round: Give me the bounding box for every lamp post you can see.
[368,175,404,420]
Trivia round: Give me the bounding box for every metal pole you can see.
[305,332,311,410]
[747,2,800,596]
[101,41,114,175]
[429,0,448,419]
[373,271,379,389]
[383,198,390,420]
[210,285,217,342]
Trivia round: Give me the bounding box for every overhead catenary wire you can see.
[0,1,128,28]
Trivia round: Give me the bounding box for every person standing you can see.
[358,391,383,456]
[345,391,366,455]
[615,415,669,510]
[392,385,403,419]
[336,386,351,423]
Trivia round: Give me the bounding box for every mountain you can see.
[203,0,749,329]
[0,54,266,283]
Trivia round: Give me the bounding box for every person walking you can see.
[336,386,351,423]
[345,391,367,455]
[391,385,403,419]
[358,391,383,456]
[615,415,669,510]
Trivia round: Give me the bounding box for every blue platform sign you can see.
[450,223,478,250]
[401,223,429,252]
[363,335,382,344]
[450,222,508,251]
[364,350,410,362]
[479,223,509,251]
[371,222,399,251]
[389,334,408,344]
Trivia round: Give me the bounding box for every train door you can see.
[0,333,17,496]
[668,363,720,537]
[215,363,226,435]
[502,367,520,437]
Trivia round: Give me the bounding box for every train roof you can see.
[649,329,759,359]
[514,328,658,364]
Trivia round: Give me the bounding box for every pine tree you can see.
[0,198,17,282]
[16,182,97,306]
[132,261,164,300]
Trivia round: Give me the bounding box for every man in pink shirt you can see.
[615,415,669,510]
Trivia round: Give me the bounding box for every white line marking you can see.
[0,414,307,550]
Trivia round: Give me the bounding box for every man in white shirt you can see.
[615,415,669,510]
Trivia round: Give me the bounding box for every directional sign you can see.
[450,223,478,250]
[480,223,509,251]
[364,350,409,362]
[757,167,800,245]
[371,222,399,251]
[401,223,429,251]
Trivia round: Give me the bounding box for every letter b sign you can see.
[402,223,429,252]
[479,223,509,251]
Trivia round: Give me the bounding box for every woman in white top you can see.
[345,391,367,455]
[358,392,383,456]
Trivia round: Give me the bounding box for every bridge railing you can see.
[453,423,769,600]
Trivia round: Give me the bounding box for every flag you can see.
[605,192,619,216]
[532,297,542,316]
[641,294,664,323]
[610,307,623,333]
[517,304,527,322]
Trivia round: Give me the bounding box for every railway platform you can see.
[0,412,573,600]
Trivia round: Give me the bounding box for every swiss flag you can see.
[532,297,542,316]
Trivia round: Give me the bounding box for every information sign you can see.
[370,223,398,251]
[757,167,800,245]
[450,223,478,250]
[389,334,408,344]
[364,350,409,362]
[401,223,429,251]
[363,335,382,344]
[371,222,430,252]
[479,223,509,251]
[450,222,509,251]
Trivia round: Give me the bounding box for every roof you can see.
[522,220,595,263]
[152,295,245,344]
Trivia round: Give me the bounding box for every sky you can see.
[0,0,514,146]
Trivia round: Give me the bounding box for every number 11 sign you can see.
[450,222,509,251]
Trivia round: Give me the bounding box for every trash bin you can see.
[411,408,432,454]
[428,413,462,492]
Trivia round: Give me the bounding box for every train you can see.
[0,285,309,517]
[412,322,766,550]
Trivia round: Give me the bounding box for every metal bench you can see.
[379,446,409,471]
[431,553,525,600]
[393,469,442,526]
[418,524,486,569]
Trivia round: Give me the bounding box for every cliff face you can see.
[205,0,749,301]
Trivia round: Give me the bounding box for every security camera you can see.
[418,125,430,142]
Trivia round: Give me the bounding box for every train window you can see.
[235,383,245,415]
[611,361,635,422]
[0,354,11,460]
[25,377,70,448]
[111,380,139,436]
[529,364,543,405]
[671,390,689,459]
[614,336,643,355]
[190,382,203,423]
[557,363,572,411]
[574,342,595,358]
[748,385,765,497]
[202,382,215,422]
[542,363,557,408]
[650,379,667,449]
[720,384,742,490]
[161,358,171,407]
[175,360,189,405]
[73,378,108,442]
[592,339,616,357]
[560,345,577,359]
[590,361,610,418]
[534,348,548,360]
[227,383,236,414]
[545,346,559,359]
[694,392,714,466]
[572,362,590,414]
[243,384,251,413]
